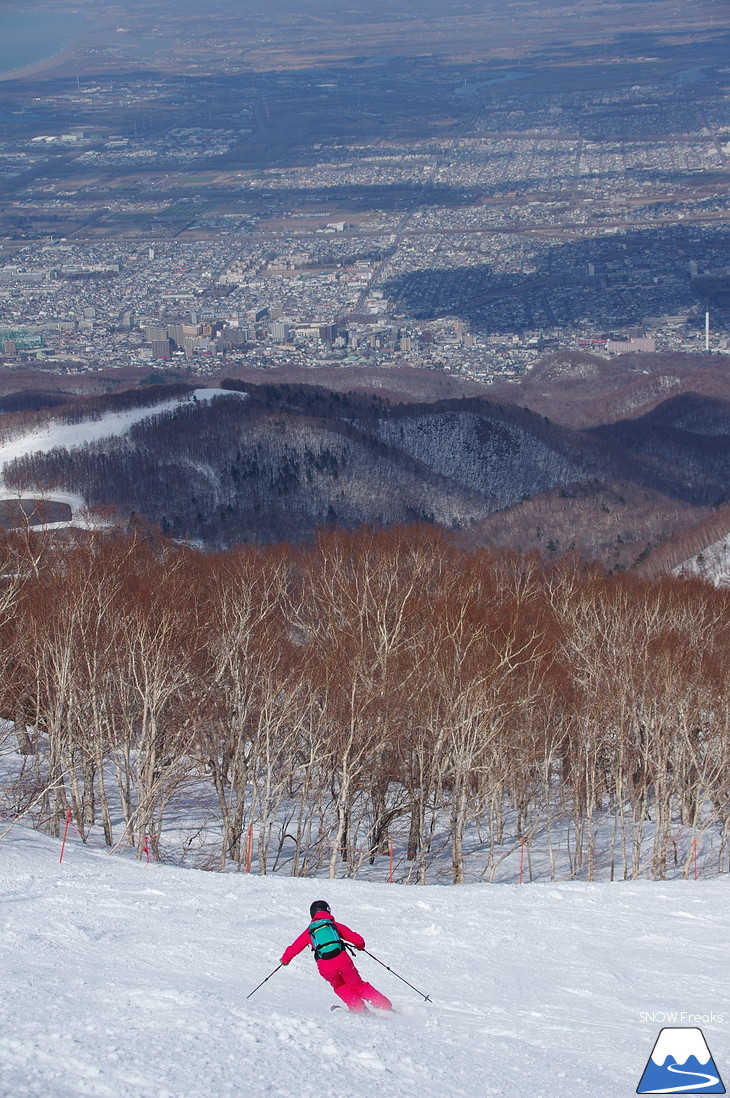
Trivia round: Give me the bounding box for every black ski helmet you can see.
[310,900,331,919]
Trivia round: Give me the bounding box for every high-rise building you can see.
[150,339,171,360]
[146,326,168,343]
[167,323,201,347]
[182,336,211,357]
[218,327,249,347]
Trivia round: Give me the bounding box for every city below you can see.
[0,0,728,388]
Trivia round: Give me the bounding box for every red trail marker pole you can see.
[245,824,253,874]
[59,807,72,864]
[143,836,150,865]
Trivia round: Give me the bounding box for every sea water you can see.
[0,11,89,76]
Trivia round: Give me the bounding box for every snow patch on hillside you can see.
[674,535,730,587]
[0,388,247,518]
[1,825,728,1098]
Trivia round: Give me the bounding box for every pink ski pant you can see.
[317,951,392,1013]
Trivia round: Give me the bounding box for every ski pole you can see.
[361,949,432,1002]
[246,962,283,1000]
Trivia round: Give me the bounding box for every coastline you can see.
[0,9,105,84]
[0,33,176,85]
[0,44,82,84]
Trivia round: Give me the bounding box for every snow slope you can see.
[1,827,728,1098]
[0,389,247,509]
[675,535,730,587]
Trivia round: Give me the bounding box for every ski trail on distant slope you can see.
[0,387,247,506]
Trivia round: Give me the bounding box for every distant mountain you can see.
[488,351,730,429]
[3,380,730,555]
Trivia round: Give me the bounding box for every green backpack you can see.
[308,917,345,960]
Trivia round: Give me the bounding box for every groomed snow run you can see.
[0,388,247,499]
[1,828,728,1098]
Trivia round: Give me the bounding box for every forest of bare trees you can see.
[1,524,729,883]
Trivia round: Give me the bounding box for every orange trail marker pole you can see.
[59,807,72,864]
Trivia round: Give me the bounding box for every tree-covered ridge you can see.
[4,382,730,549]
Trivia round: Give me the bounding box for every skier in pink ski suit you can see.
[280,900,393,1013]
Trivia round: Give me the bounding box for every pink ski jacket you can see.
[281,911,365,967]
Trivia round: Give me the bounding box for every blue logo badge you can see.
[637,1028,725,1093]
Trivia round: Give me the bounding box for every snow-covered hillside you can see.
[1,827,728,1098]
[0,388,246,515]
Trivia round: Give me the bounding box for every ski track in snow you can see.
[1,829,729,1098]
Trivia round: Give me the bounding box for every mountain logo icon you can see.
[637,1028,725,1093]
